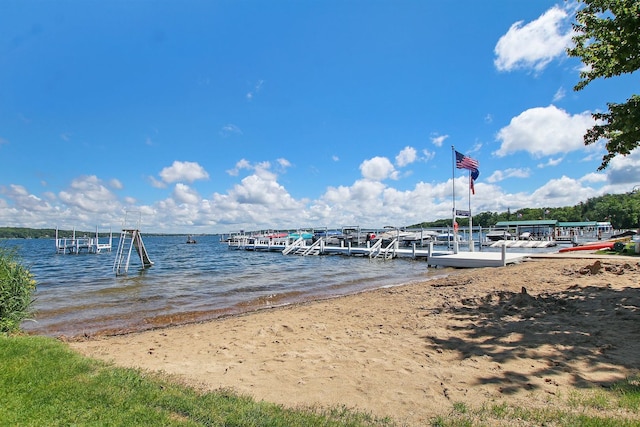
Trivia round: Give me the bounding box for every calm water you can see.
[4,236,452,338]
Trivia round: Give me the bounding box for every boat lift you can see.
[113,212,153,275]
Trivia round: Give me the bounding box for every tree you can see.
[567,0,640,170]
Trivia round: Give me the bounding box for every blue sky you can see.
[1,1,638,233]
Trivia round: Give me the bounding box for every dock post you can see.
[501,243,507,267]
[412,243,416,259]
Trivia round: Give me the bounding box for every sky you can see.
[1,1,639,234]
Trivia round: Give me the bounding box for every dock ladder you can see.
[113,228,154,275]
[282,237,306,255]
[370,238,397,260]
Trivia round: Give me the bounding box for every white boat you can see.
[486,230,512,241]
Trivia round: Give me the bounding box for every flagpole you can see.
[468,169,474,252]
[451,145,456,240]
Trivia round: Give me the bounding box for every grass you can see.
[0,334,393,426]
[2,334,640,426]
[0,247,37,333]
[430,379,640,427]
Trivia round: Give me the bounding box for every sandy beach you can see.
[69,256,640,425]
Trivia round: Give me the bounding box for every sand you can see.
[69,256,640,425]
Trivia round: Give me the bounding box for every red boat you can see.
[558,242,615,253]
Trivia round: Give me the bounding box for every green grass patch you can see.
[0,335,393,426]
[430,379,640,427]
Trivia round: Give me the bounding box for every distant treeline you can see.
[0,228,202,239]
[414,191,640,230]
[0,228,105,239]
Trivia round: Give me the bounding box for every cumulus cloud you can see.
[495,105,595,157]
[580,172,607,184]
[159,161,209,183]
[227,158,252,176]
[0,184,51,212]
[58,176,119,213]
[529,175,596,206]
[486,168,531,183]
[395,146,417,167]
[360,157,397,181]
[606,148,640,185]
[494,4,574,72]
[173,183,201,204]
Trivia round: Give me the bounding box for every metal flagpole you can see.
[451,146,458,252]
[468,169,474,252]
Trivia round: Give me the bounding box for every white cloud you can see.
[220,124,243,137]
[159,161,210,183]
[494,5,574,72]
[360,157,396,181]
[173,183,201,204]
[605,148,640,185]
[486,168,531,183]
[537,157,564,168]
[580,172,607,184]
[109,179,123,190]
[0,184,51,212]
[149,176,166,189]
[246,79,264,100]
[226,158,252,176]
[430,134,448,147]
[58,176,120,213]
[495,105,595,157]
[529,175,596,206]
[395,146,417,167]
[422,149,436,162]
[552,87,566,102]
[277,158,291,169]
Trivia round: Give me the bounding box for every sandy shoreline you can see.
[69,256,640,425]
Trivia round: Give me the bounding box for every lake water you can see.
[4,235,455,338]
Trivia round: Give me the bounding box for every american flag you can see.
[455,150,479,170]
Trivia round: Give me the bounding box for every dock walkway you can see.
[228,237,529,268]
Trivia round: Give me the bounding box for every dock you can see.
[55,227,112,254]
[227,236,530,268]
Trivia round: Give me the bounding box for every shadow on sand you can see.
[426,262,640,394]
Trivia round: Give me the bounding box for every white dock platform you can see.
[426,250,530,268]
[227,237,531,268]
[55,227,112,254]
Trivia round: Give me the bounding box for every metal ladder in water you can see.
[113,228,154,275]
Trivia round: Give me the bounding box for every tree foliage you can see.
[567,0,640,169]
[413,191,640,229]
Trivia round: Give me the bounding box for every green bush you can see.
[0,248,36,333]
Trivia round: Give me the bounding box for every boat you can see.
[486,230,512,241]
[186,235,197,244]
[558,241,614,252]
